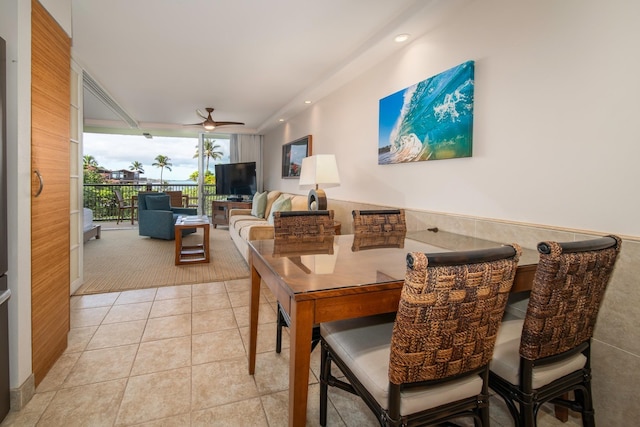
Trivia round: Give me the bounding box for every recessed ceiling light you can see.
[279,119,285,122]
[394,33,410,43]
[304,100,312,104]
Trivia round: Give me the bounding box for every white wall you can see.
[265,0,640,238]
[39,0,72,36]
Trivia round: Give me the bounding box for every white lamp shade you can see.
[299,154,341,190]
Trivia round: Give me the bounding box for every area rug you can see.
[75,227,249,295]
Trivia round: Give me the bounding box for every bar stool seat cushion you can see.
[490,319,587,389]
[321,315,483,415]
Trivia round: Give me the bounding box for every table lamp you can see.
[299,154,340,210]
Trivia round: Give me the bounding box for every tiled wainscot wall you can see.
[326,197,639,426]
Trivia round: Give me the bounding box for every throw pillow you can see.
[268,195,292,224]
[251,191,268,219]
[146,195,171,211]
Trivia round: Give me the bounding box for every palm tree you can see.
[152,155,172,183]
[83,154,98,169]
[193,137,224,173]
[129,161,144,174]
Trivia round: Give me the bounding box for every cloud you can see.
[83,133,231,180]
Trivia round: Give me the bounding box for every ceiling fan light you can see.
[203,122,215,130]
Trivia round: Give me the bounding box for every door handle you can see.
[34,169,44,197]
[0,289,11,305]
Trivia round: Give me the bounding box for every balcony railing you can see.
[84,184,228,221]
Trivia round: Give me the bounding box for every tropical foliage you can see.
[188,170,216,185]
[129,161,144,174]
[193,137,224,173]
[83,154,98,168]
[152,155,172,183]
[83,154,104,184]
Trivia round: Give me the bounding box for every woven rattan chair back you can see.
[389,244,522,385]
[273,210,335,242]
[352,209,406,234]
[520,235,622,361]
[351,231,406,251]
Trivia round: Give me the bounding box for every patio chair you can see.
[183,194,198,208]
[114,189,136,224]
[165,190,185,208]
[489,235,621,427]
[319,244,521,426]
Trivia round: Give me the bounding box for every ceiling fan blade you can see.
[183,122,205,126]
[213,121,245,127]
[196,110,208,120]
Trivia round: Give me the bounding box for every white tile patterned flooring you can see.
[0,278,583,426]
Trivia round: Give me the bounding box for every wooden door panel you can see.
[31,0,71,386]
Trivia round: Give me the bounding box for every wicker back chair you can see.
[320,244,522,427]
[273,210,335,241]
[352,209,406,234]
[273,210,335,354]
[489,235,621,427]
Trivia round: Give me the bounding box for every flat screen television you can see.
[214,161,257,200]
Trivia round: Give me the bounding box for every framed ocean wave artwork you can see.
[378,60,474,164]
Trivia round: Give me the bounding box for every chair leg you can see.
[479,403,490,426]
[490,376,522,427]
[277,305,320,354]
[575,384,596,427]
[554,402,569,422]
[319,343,330,426]
[275,304,285,354]
[520,401,536,427]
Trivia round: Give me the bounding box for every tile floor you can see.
[0,278,583,426]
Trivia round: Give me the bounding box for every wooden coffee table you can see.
[174,216,210,265]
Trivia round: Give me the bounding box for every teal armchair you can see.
[137,192,197,240]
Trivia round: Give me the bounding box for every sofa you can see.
[83,208,101,242]
[228,190,309,261]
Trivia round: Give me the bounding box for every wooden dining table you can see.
[247,230,539,427]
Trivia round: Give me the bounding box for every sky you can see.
[83,133,231,181]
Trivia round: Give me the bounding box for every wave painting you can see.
[378,61,474,164]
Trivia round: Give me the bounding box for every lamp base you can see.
[307,189,327,210]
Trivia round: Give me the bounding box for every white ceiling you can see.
[71,0,470,137]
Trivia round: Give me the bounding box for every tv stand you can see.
[211,200,252,228]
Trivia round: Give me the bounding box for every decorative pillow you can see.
[146,195,171,211]
[251,191,268,219]
[268,195,292,224]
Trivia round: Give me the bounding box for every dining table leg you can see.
[289,299,314,427]
[248,264,261,375]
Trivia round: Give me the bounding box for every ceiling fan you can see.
[186,107,245,131]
